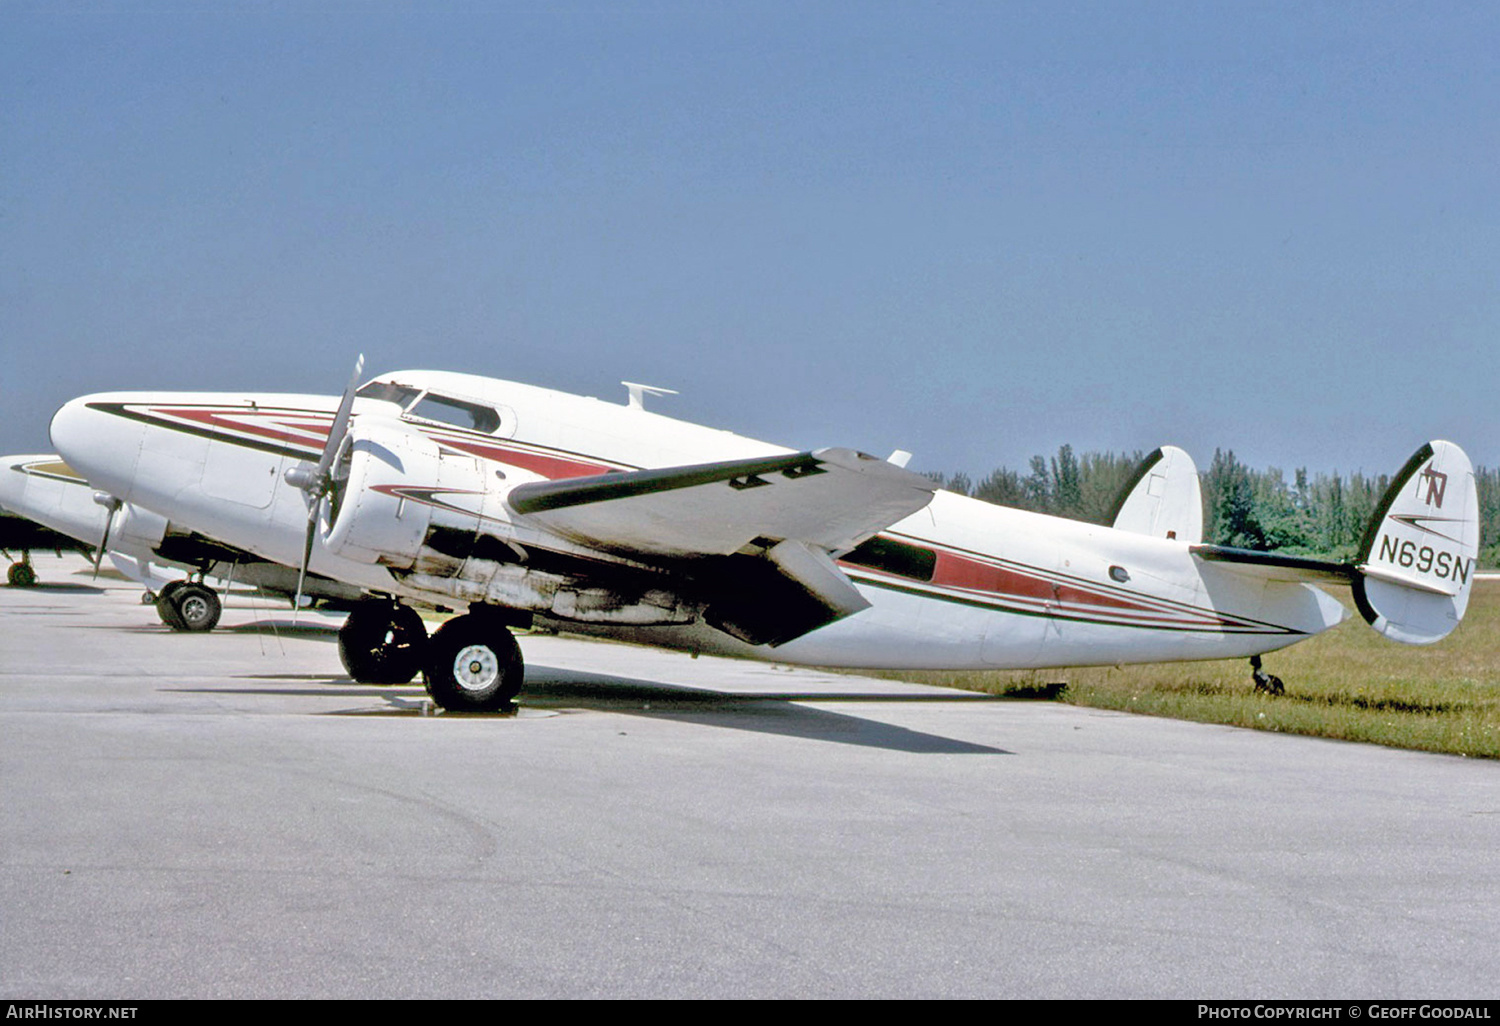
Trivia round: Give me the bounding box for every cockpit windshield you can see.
[405,393,502,433]
[356,381,421,408]
[356,381,501,434]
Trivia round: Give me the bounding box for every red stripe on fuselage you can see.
[436,436,619,479]
[144,405,622,480]
[850,534,1263,631]
[161,407,332,452]
[932,550,1156,614]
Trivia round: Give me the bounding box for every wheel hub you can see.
[453,644,500,692]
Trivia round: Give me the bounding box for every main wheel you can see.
[165,583,221,632]
[339,603,427,684]
[423,614,524,712]
[8,561,36,587]
[155,581,187,629]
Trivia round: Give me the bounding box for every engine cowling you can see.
[322,417,503,569]
[110,501,168,555]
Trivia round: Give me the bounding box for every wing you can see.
[508,447,936,559]
[508,447,938,646]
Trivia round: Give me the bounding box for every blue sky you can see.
[3,1,1496,481]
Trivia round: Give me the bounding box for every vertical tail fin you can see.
[1110,446,1204,544]
[1353,440,1480,644]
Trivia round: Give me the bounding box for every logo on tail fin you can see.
[1420,466,1448,508]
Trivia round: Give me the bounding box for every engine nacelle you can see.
[111,501,168,556]
[323,417,505,569]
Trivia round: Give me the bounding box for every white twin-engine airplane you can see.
[47,359,1480,711]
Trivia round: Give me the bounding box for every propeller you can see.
[285,354,366,613]
[90,492,122,580]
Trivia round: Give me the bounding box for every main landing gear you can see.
[7,555,37,587]
[338,601,427,684]
[337,601,525,712]
[155,580,222,632]
[1250,654,1285,696]
[424,611,525,712]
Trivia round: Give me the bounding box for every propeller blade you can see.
[293,502,318,618]
[91,494,121,580]
[314,353,366,486]
[286,354,365,621]
[92,510,114,580]
[285,353,365,498]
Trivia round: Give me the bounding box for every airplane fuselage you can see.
[50,370,1347,670]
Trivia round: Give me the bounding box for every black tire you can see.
[339,603,427,684]
[156,581,187,629]
[8,562,36,587]
[423,614,523,712]
[170,583,221,632]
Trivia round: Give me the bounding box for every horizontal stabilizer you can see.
[1110,446,1203,544]
[1190,545,1355,584]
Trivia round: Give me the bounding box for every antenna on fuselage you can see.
[622,382,678,410]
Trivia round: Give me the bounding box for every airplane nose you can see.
[49,396,143,498]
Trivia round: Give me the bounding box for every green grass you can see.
[859,579,1500,759]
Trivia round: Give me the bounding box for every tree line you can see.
[931,445,1500,566]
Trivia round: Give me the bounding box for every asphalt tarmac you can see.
[3,554,1497,999]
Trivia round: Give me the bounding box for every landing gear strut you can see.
[339,602,427,684]
[156,580,222,632]
[423,611,524,712]
[1250,654,1284,696]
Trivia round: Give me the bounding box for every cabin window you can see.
[841,536,937,581]
[406,392,501,433]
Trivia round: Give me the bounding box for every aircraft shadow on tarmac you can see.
[99,619,344,637]
[7,582,108,595]
[521,668,1010,755]
[206,665,1011,755]
[217,620,343,638]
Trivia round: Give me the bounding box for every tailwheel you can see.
[8,559,36,587]
[423,612,524,712]
[1250,655,1285,696]
[339,602,427,684]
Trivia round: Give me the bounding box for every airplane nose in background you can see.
[49,397,92,464]
[0,457,24,511]
[50,396,141,496]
